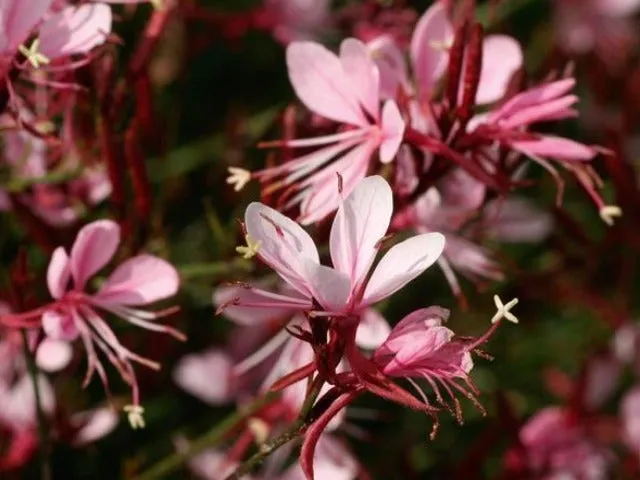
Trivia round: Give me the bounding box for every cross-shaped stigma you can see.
[491,295,519,324]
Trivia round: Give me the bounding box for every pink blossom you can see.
[0,110,111,226]
[221,175,444,322]
[236,40,406,224]
[299,306,507,480]
[507,406,610,479]
[262,0,332,44]
[1,219,182,408]
[622,387,640,456]
[554,0,640,64]
[0,1,112,74]
[371,2,523,104]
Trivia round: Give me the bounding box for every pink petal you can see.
[339,38,380,120]
[362,233,445,306]
[300,259,351,312]
[355,308,391,350]
[622,387,640,454]
[410,2,453,95]
[69,219,120,290]
[475,35,523,105]
[440,168,486,211]
[287,41,368,126]
[329,175,393,288]
[484,197,552,242]
[42,309,79,341]
[367,36,409,99]
[0,0,53,52]
[491,78,576,124]
[379,100,405,163]
[47,247,71,300]
[96,254,179,306]
[245,202,319,297]
[594,0,640,17]
[39,4,112,59]
[0,374,55,430]
[71,407,118,445]
[298,139,375,225]
[511,136,598,161]
[35,338,72,372]
[173,349,235,405]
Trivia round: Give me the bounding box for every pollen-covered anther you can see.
[19,38,50,69]
[247,417,271,447]
[491,295,519,324]
[429,39,453,51]
[599,205,622,226]
[236,234,261,259]
[227,167,252,192]
[124,404,146,430]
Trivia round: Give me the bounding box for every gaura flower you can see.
[219,175,444,322]
[229,40,406,224]
[1,219,183,414]
[299,305,514,480]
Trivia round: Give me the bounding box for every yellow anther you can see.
[19,39,50,69]
[236,234,261,260]
[227,167,252,192]
[599,205,622,226]
[491,295,519,324]
[150,0,164,10]
[124,404,146,429]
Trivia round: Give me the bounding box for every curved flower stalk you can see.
[229,39,406,224]
[219,175,444,338]
[0,219,183,422]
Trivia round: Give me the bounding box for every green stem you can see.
[21,330,52,480]
[223,378,325,480]
[178,258,254,281]
[132,392,278,480]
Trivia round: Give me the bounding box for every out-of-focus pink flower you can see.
[1,219,182,411]
[0,1,112,73]
[554,0,640,64]
[300,305,510,480]
[0,110,111,226]
[70,406,119,445]
[507,406,610,479]
[233,40,406,224]
[221,175,444,323]
[621,386,640,456]
[262,0,332,44]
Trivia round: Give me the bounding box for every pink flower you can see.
[233,40,406,224]
[221,175,444,321]
[2,219,182,409]
[554,0,640,64]
[0,1,112,70]
[621,386,640,456]
[370,2,523,104]
[506,406,610,479]
[299,306,507,480]
[262,0,332,44]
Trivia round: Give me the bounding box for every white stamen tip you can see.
[236,234,261,259]
[491,295,519,324]
[599,205,622,226]
[227,167,252,192]
[124,404,146,429]
[19,38,50,69]
[247,418,270,446]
